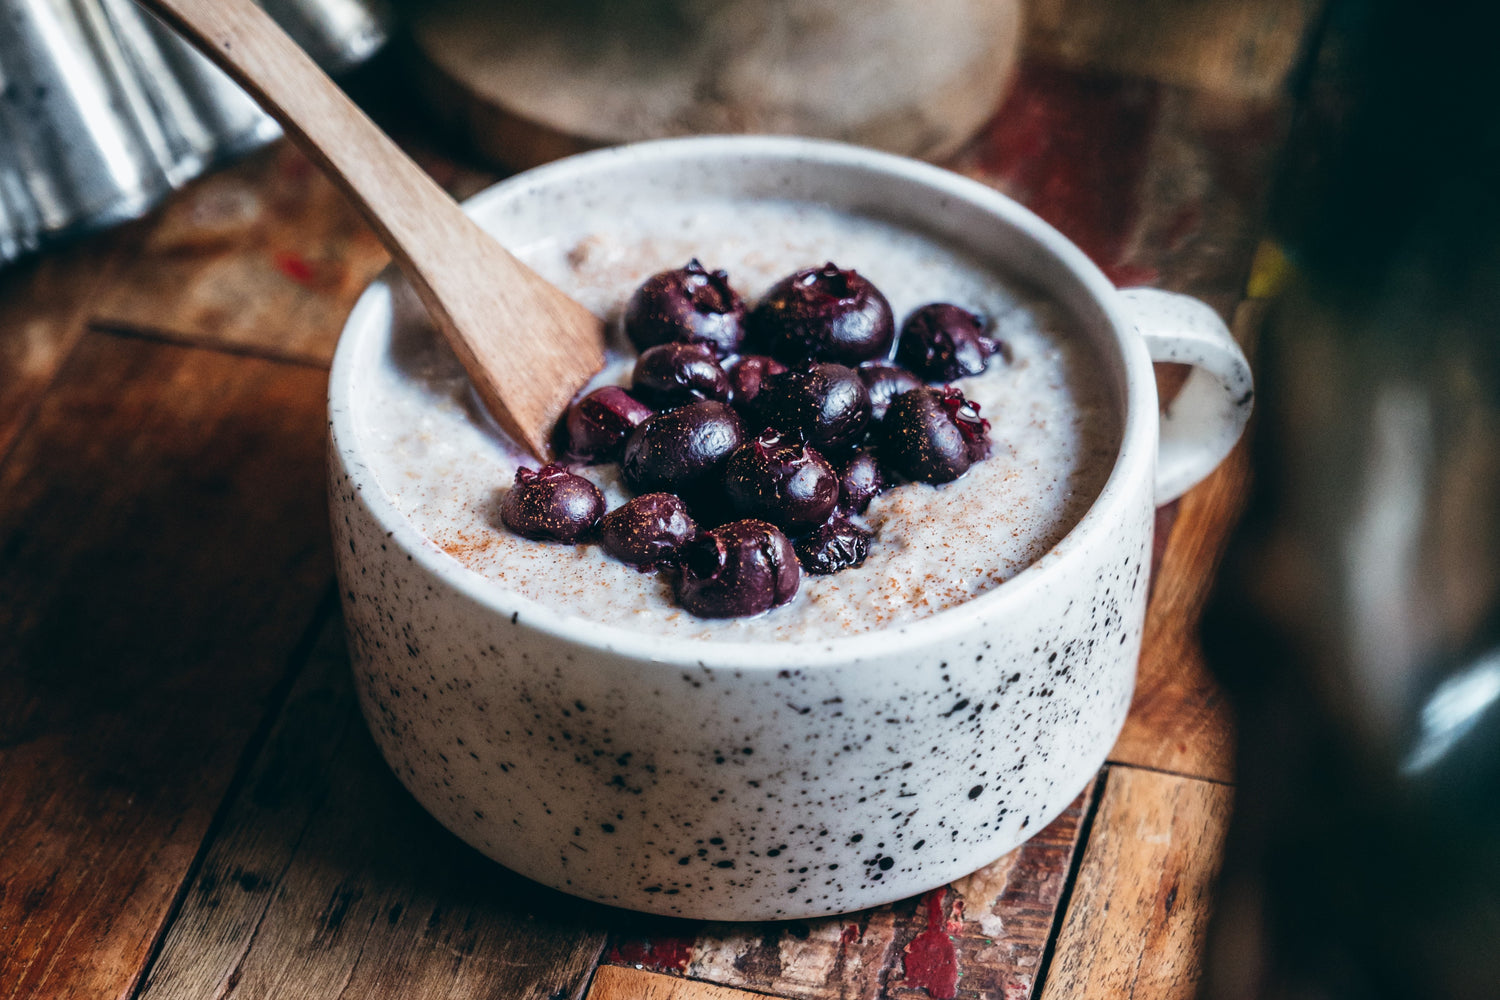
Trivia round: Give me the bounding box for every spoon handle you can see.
[139,0,604,458]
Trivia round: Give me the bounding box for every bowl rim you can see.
[328,134,1157,669]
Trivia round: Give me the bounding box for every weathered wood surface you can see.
[1038,767,1234,1000]
[588,966,770,1000]
[603,782,1094,1000]
[0,236,125,462]
[89,74,498,366]
[136,616,607,1000]
[0,333,332,1000]
[1027,0,1323,99]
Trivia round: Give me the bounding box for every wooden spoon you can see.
[140,0,606,459]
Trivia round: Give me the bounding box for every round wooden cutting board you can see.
[409,0,1022,170]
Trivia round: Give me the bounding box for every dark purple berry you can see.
[631,342,731,410]
[895,303,1002,381]
[746,262,895,364]
[564,386,654,463]
[722,429,839,533]
[746,363,871,456]
[880,387,992,484]
[600,493,697,568]
[624,259,745,357]
[856,362,923,423]
[676,519,800,618]
[794,515,873,575]
[500,464,604,542]
[621,400,744,498]
[726,354,788,408]
[839,450,884,513]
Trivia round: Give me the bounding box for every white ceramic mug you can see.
[328,137,1251,920]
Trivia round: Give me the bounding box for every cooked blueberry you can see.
[600,493,698,568]
[856,362,923,423]
[726,354,788,408]
[676,519,800,618]
[624,259,745,357]
[880,387,992,484]
[895,303,1002,380]
[745,363,870,456]
[631,342,731,409]
[563,385,654,463]
[723,429,839,532]
[500,464,604,542]
[839,450,884,513]
[794,515,873,575]
[621,400,744,497]
[746,262,894,364]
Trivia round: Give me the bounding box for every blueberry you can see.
[746,263,894,364]
[726,354,788,408]
[880,387,992,484]
[621,400,744,498]
[838,450,884,513]
[631,342,731,410]
[856,362,923,423]
[794,515,873,575]
[676,519,800,618]
[895,303,1002,381]
[624,259,745,357]
[563,385,654,463]
[600,493,698,568]
[500,464,604,542]
[723,429,839,533]
[745,363,871,456]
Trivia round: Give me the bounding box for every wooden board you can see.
[589,965,769,1000]
[1038,767,1233,1000]
[137,615,608,1000]
[601,780,1095,1000]
[0,235,124,462]
[409,0,1023,170]
[1026,0,1323,99]
[0,332,332,1000]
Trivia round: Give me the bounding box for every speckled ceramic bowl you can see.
[327,137,1251,920]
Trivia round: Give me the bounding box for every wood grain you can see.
[90,143,389,365]
[0,333,332,1000]
[1039,768,1233,1000]
[603,782,1094,1000]
[141,0,606,458]
[589,965,769,1000]
[0,234,124,462]
[136,616,608,1000]
[1026,0,1323,99]
[1109,300,1265,783]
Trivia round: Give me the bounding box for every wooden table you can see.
[0,5,1319,998]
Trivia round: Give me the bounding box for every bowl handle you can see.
[1117,287,1254,505]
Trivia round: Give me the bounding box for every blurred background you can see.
[1,2,1496,999]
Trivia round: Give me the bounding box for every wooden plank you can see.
[135,615,607,1000]
[588,965,768,1000]
[953,61,1288,310]
[604,781,1094,1000]
[88,143,391,365]
[0,332,333,1000]
[1038,767,1233,1000]
[0,233,125,462]
[1026,0,1322,100]
[1109,300,1265,782]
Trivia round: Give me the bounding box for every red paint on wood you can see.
[272,251,318,286]
[971,62,1161,282]
[901,889,960,999]
[605,936,694,972]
